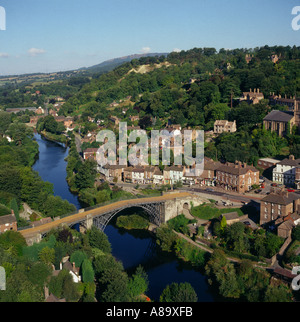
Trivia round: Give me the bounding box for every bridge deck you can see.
[20,192,193,238]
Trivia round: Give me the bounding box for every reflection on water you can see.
[33,133,216,302]
[33,134,82,209]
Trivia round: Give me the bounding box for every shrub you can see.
[116,214,149,230]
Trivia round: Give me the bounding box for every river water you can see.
[32,133,216,302]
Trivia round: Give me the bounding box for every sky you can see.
[0,0,299,75]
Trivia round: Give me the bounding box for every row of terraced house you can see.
[83,148,260,192]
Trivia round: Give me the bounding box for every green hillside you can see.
[58,45,300,165]
[59,46,300,129]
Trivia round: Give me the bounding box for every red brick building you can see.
[83,148,99,161]
[198,157,222,186]
[260,191,300,226]
[216,162,259,193]
[257,158,280,170]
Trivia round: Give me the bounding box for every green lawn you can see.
[191,204,244,220]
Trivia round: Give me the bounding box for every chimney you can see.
[72,262,76,272]
[257,88,260,93]
[289,155,295,161]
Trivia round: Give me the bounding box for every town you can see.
[1,39,300,303]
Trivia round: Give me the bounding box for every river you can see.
[32,133,216,302]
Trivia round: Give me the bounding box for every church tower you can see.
[294,98,300,131]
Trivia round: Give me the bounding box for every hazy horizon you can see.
[0,0,299,75]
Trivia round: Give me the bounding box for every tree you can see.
[128,265,149,299]
[38,246,55,265]
[220,216,227,232]
[99,266,130,302]
[82,259,95,283]
[57,227,74,243]
[224,222,248,253]
[160,282,198,302]
[87,226,112,253]
[95,189,111,204]
[75,160,97,190]
[0,111,11,135]
[265,233,284,258]
[264,285,292,302]
[49,269,80,302]
[27,262,52,288]
[156,225,178,252]
[93,254,124,278]
[70,250,88,268]
[139,115,152,129]
[292,226,300,241]
[10,198,19,221]
[41,115,58,134]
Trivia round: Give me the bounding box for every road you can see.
[20,192,193,239]
[185,187,262,203]
[117,182,263,206]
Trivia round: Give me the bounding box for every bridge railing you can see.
[60,191,163,219]
[17,192,164,232]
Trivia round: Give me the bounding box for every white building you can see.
[273,155,300,187]
[164,166,183,185]
[131,167,145,184]
[153,168,164,185]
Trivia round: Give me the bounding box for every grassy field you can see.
[191,203,244,220]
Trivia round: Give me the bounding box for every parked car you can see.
[271,183,278,187]
[287,189,295,192]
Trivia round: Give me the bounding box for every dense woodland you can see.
[0,226,152,302]
[1,46,300,165]
[0,112,76,225]
[48,46,300,164]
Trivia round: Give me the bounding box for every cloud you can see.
[28,48,46,57]
[0,52,9,58]
[141,47,151,54]
[173,48,181,53]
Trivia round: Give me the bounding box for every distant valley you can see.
[0,52,169,87]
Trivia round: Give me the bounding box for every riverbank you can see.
[39,130,69,145]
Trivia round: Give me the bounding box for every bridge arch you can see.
[92,202,164,232]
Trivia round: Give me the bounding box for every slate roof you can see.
[217,163,258,176]
[261,192,300,206]
[263,110,294,123]
[0,214,16,225]
[278,158,300,167]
